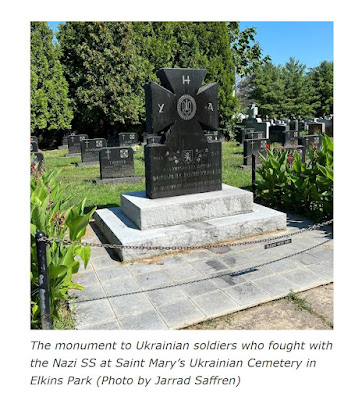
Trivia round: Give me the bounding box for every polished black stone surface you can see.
[99,147,135,179]
[80,138,107,163]
[118,132,138,146]
[269,125,288,143]
[67,134,88,154]
[144,68,221,198]
[243,138,269,166]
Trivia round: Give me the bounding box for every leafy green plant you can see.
[30,164,96,328]
[256,135,333,221]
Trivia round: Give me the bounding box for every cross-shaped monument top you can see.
[145,68,218,147]
[144,68,222,199]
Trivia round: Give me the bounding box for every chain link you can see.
[38,219,333,251]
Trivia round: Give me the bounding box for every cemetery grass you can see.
[43,142,255,213]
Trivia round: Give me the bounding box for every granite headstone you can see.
[243,138,269,166]
[67,134,88,155]
[144,68,221,198]
[80,138,107,164]
[118,132,138,147]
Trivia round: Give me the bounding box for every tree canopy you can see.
[30,22,73,135]
[241,57,333,119]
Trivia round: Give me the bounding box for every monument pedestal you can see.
[94,184,286,262]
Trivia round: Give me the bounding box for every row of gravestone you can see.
[242,130,321,166]
[238,104,333,136]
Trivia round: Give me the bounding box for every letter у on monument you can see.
[144,68,222,199]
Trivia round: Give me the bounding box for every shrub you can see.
[30,163,96,328]
[256,135,333,221]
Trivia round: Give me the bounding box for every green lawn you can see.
[43,141,253,212]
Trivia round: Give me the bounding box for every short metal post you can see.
[35,232,53,329]
[252,154,256,196]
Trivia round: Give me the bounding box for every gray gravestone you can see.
[269,125,288,143]
[95,147,142,184]
[31,152,45,171]
[204,130,219,141]
[80,138,107,164]
[298,135,321,161]
[245,131,264,140]
[283,130,299,147]
[118,132,138,147]
[243,138,269,166]
[308,122,325,135]
[144,68,221,198]
[30,141,39,153]
[67,134,88,155]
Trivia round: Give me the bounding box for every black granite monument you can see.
[100,147,134,179]
[243,138,269,166]
[67,134,88,155]
[95,147,142,184]
[80,138,107,164]
[144,68,221,198]
[119,132,138,147]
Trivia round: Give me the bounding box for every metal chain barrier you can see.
[39,219,333,251]
[71,239,332,305]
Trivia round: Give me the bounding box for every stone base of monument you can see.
[94,184,286,262]
[58,145,68,150]
[93,176,142,185]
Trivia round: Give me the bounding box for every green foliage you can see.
[282,58,318,117]
[30,164,95,328]
[256,135,333,221]
[308,61,333,116]
[248,61,285,117]
[57,22,152,135]
[244,58,332,119]
[57,22,267,133]
[227,23,271,77]
[31,22,73,134]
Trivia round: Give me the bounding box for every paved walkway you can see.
[69,213,333,330]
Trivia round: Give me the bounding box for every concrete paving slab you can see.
[192,258,231,275]
[191,290,239,317]
[224,281,270,306]
[119,309,168,330]
[109,293,154,318]
[71,213,333,330]
[146,286,188,308]
[280,267,325,289]
[182,249,214,262]
[181,280,219,297]
[252,274,298,297]
[70,283,106,302]
[156,299,205,329]
[102,276,141,297]
[95,265,132,282]
[134,270,173,290]
[163,263,203,282]
[73,299,116,329]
